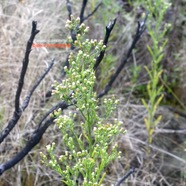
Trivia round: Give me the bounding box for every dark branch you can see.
[0,112,21,144]
[0,101,69,175]
[66,0,72,20]
[27,87,53,125]
[80,0,88,24]
[82,2,102,23]
[98,12,148,98]
[0,118,51,176]
[94,18,117,70]
[22,59,55,110]
[14,61,55,131]
[114,167,135,186]
[15,21,39,113]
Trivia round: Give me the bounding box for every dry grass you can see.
[103,102,186,185]
[0,0,186,186]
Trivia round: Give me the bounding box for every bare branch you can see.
[94,18,117,70]
[80,0,88,24]
[98,12,148,98]
[114,167,135,186]
[22,59,55,110]
[66,0,72,20]
[82,2,102,23]
[15,21,39,113]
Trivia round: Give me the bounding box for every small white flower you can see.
[46,144,51,150]
[84,27,89,33]
[76,17,80,22]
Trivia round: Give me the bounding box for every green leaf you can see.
[142,99,148,110]
[144,118,150,131]
[154,115,162,126]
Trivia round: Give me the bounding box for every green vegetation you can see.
[40,16,123,185]
[140,0,171,145]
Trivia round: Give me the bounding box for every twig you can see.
[66,0,72,21]
[155,128,186,134]
[22,59,55,110]
[114,167,135,186]
[15,21,39,113]
[15,62,55,129]
[94,18,117,70]
[80,0,88,24]
[82,2,102,23]
[98,12,148,98]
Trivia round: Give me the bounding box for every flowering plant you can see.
[40,16,124,186]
